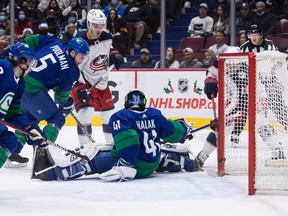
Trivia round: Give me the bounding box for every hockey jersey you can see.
[0,60,29,128]
[76,29,113,90]
[24,35,80,103]
[109,107,186,178]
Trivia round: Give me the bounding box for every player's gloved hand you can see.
[110,50,124,70]
[24,125,47,147]
[204,77,218,100]
[59,97,74,115]
[175,118,194,143]
[76,83,90,102]
[210,118,218,131]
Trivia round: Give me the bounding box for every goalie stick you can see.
[0,119,90,161]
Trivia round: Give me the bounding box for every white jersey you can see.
[77,30,113,90]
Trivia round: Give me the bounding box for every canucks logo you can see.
[90,54,109,71]
[178,78,189,93]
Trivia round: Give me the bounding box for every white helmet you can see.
[223,46,241,53]
[87,9,106,31]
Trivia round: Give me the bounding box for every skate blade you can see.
[265,159,288,168]
[4,160,28,168]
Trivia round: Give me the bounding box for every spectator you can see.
[24,0,43,26]
[202,49,216,68]
[213,4,229,36]
[43,0,64,23]
[62,0,87,25]
[44,9,60,36]
[104,0,125,17]
[15,10,33,41]
[106,9,129,56]
[147,0,161,34]
[58,22,77,43]
[0,10,10,36]
[269,0,288,32]
[60,10,85,32]
[132,48,157,68]
[122,0,152,49]
[154,47,180,69]
[22,28,34,38]
[0,27,9,54]
[250,1,277,36]
[38,21,50,35]
[238,32,248,46]
[236,2,253,35]
[179,47,203,68]
[187,3,213,38]
[208,30,228,58]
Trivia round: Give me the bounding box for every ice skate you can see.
[195,150,209,168]
[230,134,240,148]
[4,152,29,168]
[265,146,288,168]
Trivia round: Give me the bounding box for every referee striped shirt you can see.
[240,39,278,53]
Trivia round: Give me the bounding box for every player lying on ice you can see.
[31,90,202,181]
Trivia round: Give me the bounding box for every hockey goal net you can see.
[218,51,288,195]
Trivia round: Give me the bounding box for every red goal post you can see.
[218,51,288,195]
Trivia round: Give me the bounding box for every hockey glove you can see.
[204,77,218,100]
[25,124,47,147]
[210,118,218,131]
[175,118,193,143]
[76,83,90,102]
[59,97,74,115]
[110,50,124,70]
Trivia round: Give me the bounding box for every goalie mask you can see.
[124,90,147,111]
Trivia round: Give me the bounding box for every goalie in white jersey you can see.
[71,9,124,146]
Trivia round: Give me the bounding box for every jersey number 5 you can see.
[32,54,57,72]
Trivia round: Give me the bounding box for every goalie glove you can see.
[24,125,47,147]
[204,77,218,100]
[175,118,194,143]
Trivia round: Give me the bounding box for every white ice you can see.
[1,127,288,216]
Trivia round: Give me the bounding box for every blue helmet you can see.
[124,90,147,111]
[67,38,90,56]
[9,42,36,65]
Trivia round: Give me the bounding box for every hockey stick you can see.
[70,64,115,143]
[191,121,217,133]
[0,119,90,161]
[211,93,218,131]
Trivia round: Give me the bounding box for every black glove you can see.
[175,118,193,143]
[59,97,74,115]
[25,124,47,147]
[210,118,218,131]
[204,77,218,100]
[76,83,90,102]
[110,51,124,70]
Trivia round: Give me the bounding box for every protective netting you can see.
[220,51,288,192]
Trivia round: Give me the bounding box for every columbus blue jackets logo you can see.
[178,78,189,93]
[90,54,109,71]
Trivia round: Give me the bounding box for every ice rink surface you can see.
[1,127,288,216]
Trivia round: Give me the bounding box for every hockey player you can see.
[32,90,200,181]
[20,35,90,145]
[71,9,124,146]
[195,46,246,167]
[0,43,45,168]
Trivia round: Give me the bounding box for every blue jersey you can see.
[24,35,80,102]
[0,60,29,128]
[109,107,186,177]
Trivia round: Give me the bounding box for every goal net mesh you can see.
[219,51,288,192]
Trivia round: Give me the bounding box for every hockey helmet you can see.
[223,46,241,53]
[87,9,106,32]
[9,42,36,66]
[124,90,147,111]
[67,38,90,56]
